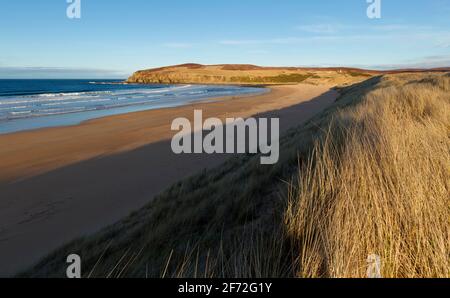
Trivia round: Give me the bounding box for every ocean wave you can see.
[0,92,113,105]
[0,84,266,123]
[9,110,32,116]
[40,98,113,107]
[0,85,194,104]
[36,91,114,98]
[0,105,28,111]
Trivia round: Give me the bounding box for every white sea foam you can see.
[36,91,113,98]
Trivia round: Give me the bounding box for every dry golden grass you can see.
[286,73,450,278]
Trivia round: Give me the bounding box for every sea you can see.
[0,80,267,134]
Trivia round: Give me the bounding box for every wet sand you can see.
[0,84,338,276]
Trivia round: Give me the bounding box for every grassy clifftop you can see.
[126,63,374,85]
[25,72,449,278]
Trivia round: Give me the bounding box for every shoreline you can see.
[0,83,337,276]
[0,84,269,136]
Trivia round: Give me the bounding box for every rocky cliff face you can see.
[126,64,376,85]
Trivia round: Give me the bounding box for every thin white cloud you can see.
[405,55,450,68]
[219,33,410,46]
[295,24,343,34]
[163,42,193,49]
[219,24,450,47]
[247,49,270,55]
[220,39,263,45]
[369,24,433,31]
[436,41,450,48]
[351,55,450,70]
[220,35,363,45]
[295,23,435,34]
[297,55,450,70]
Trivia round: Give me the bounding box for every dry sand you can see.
[0,84,337,276]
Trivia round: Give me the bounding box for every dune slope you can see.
[23,72,449,278]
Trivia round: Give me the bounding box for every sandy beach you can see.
[0,83,337,276]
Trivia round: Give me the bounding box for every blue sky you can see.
[0,0,449,78]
